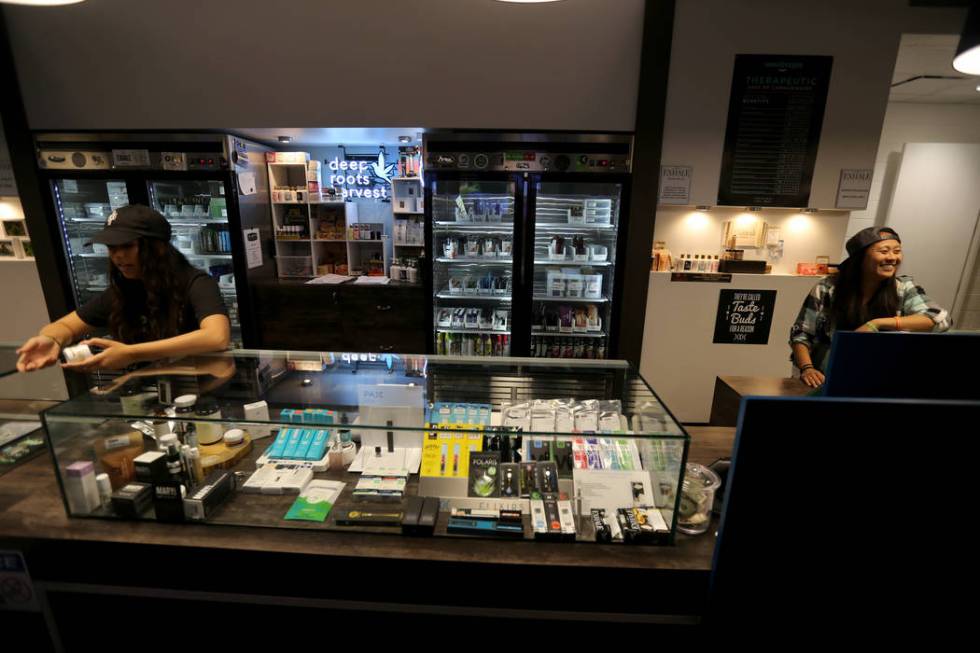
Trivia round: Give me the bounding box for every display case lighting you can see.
[399,135,412,143]
[278,136,293,144]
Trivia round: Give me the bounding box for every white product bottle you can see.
[711,255,720,273]
[65,461,100,514]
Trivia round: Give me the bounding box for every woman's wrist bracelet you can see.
[865,321,879,332]
[799,364,814,372]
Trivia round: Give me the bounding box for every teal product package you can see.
[305,429,330,461]
[267,429,291,459]
[294,429,314,459]
[282,429,303,459]
[284,480,346,522]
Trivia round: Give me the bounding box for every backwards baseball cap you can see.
[842,226,901,266]
[86,204,171,246]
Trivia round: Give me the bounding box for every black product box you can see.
[520,462,537,498]
[534,461,559,496]
[152,481,185,523]
[183,471,234,521]
[335,508,403,527]
[499,463,521,498]
[527,439,551,462]
[467,452,501,498]
[110,482,154,519]
[553,441,574,477]
[418,497,439,534]
[401,496,423,535]
[134,451,169,484]
[719,259,767,274]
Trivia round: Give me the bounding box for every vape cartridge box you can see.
[134,451,169,484]
[467,452,501,498]
[499,463,521,498]
[266,429,291,459]
[183,471,234,521]
[281,429,304,459]
[152,481,185,522]
[557,499,577,540]
[553,440,574,476]
[293,429,314,460]
[530,499,548,537]
[418,496,440,533]
[534,461,559,496]
[305,429,330,461]
[110,482,153,519]
[285,480,345,522]
[543,498,563,537]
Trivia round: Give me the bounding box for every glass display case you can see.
[40,349,689,544]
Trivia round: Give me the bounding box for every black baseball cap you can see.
[842,226,901,266]
[86,204,171,246]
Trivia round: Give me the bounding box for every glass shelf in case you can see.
[40,349,688,545]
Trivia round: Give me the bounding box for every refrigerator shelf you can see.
[534,259,612,267]
[533,296,609,303]
[186,253,233,259]
[531,329,607,338]
[434,222,513,233]
[437,328,511,336]
[168,220,230,227]
[534,223,616,231]
[75,252,108,258]
[436,257,513,264]
[436,292,512,302]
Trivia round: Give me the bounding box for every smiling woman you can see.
[788,226,951,388]
[16,205,231,374]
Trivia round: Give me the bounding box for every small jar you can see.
[174,394,197,440]
[119,383,147,415]
[223,429,246,448]
[194,399,223,446]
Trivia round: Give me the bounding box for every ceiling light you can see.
[399,135,412,143]
[278,136,292,143]
[953,2,980,74]
[0,0,86,4]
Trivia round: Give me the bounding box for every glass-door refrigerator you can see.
[427,174,522,358]
[36,133,275,348]
[423,132,632,359]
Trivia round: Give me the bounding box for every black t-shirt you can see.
[77,266,228,343]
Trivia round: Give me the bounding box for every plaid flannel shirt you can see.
[789,275,951,371]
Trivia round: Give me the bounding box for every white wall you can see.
[843,102,980,258]
[660,0,966,209]
[3,0,645,131]
[654,207,850,275]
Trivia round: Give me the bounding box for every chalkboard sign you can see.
[713,289,777,345]
[718,55,833,207]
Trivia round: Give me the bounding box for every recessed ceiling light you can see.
[278,136,292,144]
[399,135,412,143]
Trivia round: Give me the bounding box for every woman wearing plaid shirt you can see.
[790,226,951,388]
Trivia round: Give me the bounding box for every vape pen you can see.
[439,444,447,475]
[452,443,460,475]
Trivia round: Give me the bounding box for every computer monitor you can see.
[823,331,980,399]
[708,395,979,629]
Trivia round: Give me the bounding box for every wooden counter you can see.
[0,424,736,628]
[710,375,813,426]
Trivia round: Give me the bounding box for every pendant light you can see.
[953,2,980,75]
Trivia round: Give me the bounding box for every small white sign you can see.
[836,168,873,209]
[659,165,693,205]
[243,228,262,269]
[237,171,256,196]
[111,149,150,167]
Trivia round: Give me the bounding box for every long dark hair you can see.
[107,237,193,343]
[830,252,900,331]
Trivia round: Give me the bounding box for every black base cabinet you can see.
[252,281,427,353]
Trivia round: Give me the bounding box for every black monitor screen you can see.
[709,395,979,628]
[824,331,980,400]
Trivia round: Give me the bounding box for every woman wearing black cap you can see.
[16,205,230,372]
[789,226,951,388]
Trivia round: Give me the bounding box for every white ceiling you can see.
[231,127,425,147]
[890,34,980,104]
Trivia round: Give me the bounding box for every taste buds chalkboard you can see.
[713,289,777,344]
